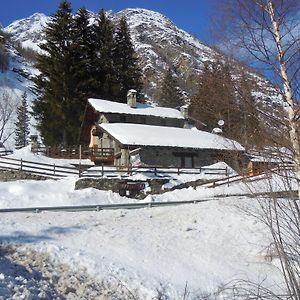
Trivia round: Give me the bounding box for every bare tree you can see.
[211,2,300,298]
[213,0,300,198]
[0,89,18,145]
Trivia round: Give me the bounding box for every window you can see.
[180,156,194,168]
[173,152,197,168]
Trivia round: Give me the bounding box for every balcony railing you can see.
[32,145,114,162]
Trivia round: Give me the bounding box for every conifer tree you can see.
[90,9,116,100]
[15,92,30,149]
[112,17,142,102]
[32,0,76,146]
[71,7,93,98]
[68,7,94,132]
[158,68,184,108]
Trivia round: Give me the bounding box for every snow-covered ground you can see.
[0,170,297,298]
[0,148,297,298]
[0,196,284,299]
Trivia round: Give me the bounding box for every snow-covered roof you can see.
[88,98,184,119]
[99,123,245,151]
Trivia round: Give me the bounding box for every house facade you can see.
[97,123,244,169]
[79,90,244,170]
[80,90,185,147]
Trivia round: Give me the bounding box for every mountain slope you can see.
[4,8,283,104]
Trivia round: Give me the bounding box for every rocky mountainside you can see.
[4,8,283,105]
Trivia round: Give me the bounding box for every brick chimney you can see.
[127,89,137,108]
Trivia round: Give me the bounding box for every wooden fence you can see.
[81,164,229,178]
[0,149,13,156]
[0,156,79,177]
[32,145,114,160]
[0,156,230,179]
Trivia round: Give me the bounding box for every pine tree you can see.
[112,16,142,102]
[68,7,94,134]
[158,68,184,108]
[32,0,76,146]
[15,92,30,149]
[90,9,116,100]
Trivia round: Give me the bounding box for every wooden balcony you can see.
[32,145,114,163]
[89,147,115,164]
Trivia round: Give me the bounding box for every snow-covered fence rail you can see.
[81,165,229,178]
[0,198,215,213]
[0,156,79,177]
[0,149,13,156]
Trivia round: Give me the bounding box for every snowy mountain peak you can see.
[5,13,49,52]
[2,8,283,109]
[5,12,49,33]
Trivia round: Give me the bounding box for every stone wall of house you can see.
[138,147,217,168]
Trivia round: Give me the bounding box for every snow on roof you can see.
[99,123,245,151]
[88,98,184,119]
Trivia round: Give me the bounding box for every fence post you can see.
[101,163,104,177]
[199,167,202,174]
[177,167,180,175]
[79,145,82,177]
[53,164,56,176]
[225,167,228,177]
[154,167,157,177]
[20,158,23,171]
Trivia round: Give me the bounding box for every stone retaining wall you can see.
[75,177,169,199]
[0,170,51,181]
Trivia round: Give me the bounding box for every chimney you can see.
[127,89,137,108]
[181,105,189,119]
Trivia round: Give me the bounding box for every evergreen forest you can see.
[32,0,142,146]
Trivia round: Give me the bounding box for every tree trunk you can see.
[267,0,300,200]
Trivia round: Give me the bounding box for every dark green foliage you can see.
[158,68,184,108]
[32,2,143,146]
[32,0,82,146]
[90,9,116,99]
[112,17,142,102]
[15,92,30,149]
[71,7,93,97]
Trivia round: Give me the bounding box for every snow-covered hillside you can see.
[5,13,48,53]
[4,8,283,103]
[0,43,38,149]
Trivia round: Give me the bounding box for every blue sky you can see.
[0,0,214,43]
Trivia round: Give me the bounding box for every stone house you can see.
[97,123,244,168]
[79,90,244,168]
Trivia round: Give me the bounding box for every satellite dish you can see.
[218,119,225,127]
